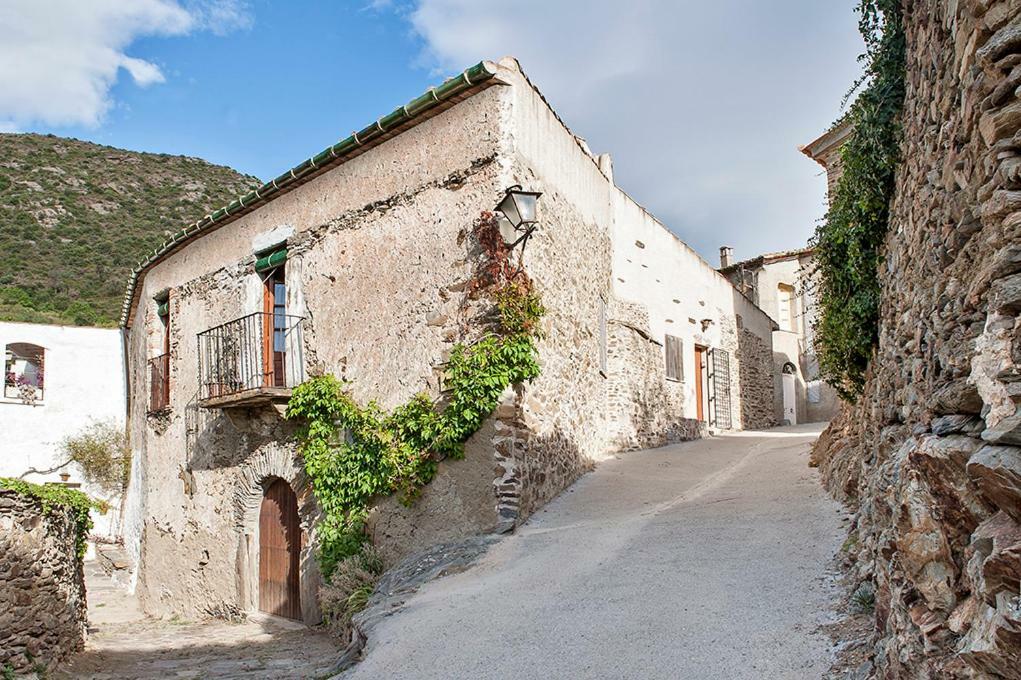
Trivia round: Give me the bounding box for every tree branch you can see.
[19,459,73,479]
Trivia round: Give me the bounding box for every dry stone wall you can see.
[0,490,87,673]
[811,2,1021,676]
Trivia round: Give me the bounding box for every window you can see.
[149,298,171,412]
[665,334,683,382]
[777,283,797,332]
[4,343,45,403]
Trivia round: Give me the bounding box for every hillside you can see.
[0,133,260,326]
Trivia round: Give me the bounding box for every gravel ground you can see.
[343,424,847,680]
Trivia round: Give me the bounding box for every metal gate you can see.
[708,348,732,429]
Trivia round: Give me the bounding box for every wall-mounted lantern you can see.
[496,185,542,247]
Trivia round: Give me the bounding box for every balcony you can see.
[197,312,305,409]
[148,353,170,412]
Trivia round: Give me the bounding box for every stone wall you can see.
[737,325,776,430]
[0,490,87,673]
[604,299,704,450]
[811,2,1021,676]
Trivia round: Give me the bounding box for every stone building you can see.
[719,246,840,424]
[809,1,1021,676]
[800,119,851,199]
[118,57,778,624]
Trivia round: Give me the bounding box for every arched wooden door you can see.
[259,479,301,619]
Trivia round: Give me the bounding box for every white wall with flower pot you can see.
[0,321,126,537]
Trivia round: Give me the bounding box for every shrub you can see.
[61,420,131,497]
[810,0,906,400]
[319,546,385,636]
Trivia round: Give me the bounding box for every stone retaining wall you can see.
[0,489,87,673]
[811,2,1021,676]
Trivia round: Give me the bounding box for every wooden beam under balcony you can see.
[197,386,293,410]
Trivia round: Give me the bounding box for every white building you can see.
[1,321,127,536]
[718,247,840,424]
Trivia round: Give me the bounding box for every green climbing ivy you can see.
[286,213,546,578]
[0,477,105,560]
[811,0,906,400]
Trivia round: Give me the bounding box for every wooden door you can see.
[694,345,707,422]
[259,479,301,620]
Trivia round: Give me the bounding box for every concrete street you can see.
[344,423,845,680]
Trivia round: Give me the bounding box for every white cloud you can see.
[405,0,864,260]
[0,0,251,128]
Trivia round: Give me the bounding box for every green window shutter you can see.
[255,247,287,273]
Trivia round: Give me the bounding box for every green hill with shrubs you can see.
[0,133,259,326]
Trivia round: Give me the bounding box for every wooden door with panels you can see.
[259,479,301,620]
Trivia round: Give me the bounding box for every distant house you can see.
[718,247,839,424]
[118,57,779,624]
[716,120,853,425]
[0,321,126,536]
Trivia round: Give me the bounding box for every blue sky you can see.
[1,0,864,261]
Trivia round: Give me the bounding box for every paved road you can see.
[344,424,845,680]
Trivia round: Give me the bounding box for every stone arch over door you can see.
[234,446,321,625]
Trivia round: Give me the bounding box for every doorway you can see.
[259,478,301,620]
[262,266,287,387]
[694,345,708,422]
[782,363,797,425]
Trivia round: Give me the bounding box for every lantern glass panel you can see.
[513,192,538,224]
[497,192,522,228]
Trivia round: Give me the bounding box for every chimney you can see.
[719,246,734,269]
[596,153,614,184]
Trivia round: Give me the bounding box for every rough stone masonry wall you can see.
[737,325,775,430]
[811,1,1021,677]
[0,490,87,673]
[604,298,704,450]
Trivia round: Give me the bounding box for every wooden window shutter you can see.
[665,334,683,381]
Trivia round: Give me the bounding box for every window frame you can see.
[4,342,46,404]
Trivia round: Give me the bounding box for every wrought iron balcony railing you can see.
[148,353,170,412]
[196,312,305,407]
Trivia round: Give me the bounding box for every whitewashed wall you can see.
[609,191,777,422]
[0,321,126,537]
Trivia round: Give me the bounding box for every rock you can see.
[958,597,1021,679]
[949,596,980,634]
[967,445,1021,521]
[895,473,958,612]
[907,436,991,549]
[932,380,985,415]
[983,402,1021,446]
[931,415,984,436]
[425,313,449,327]
[968,512,1021,605]
[990,273,1021,314]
